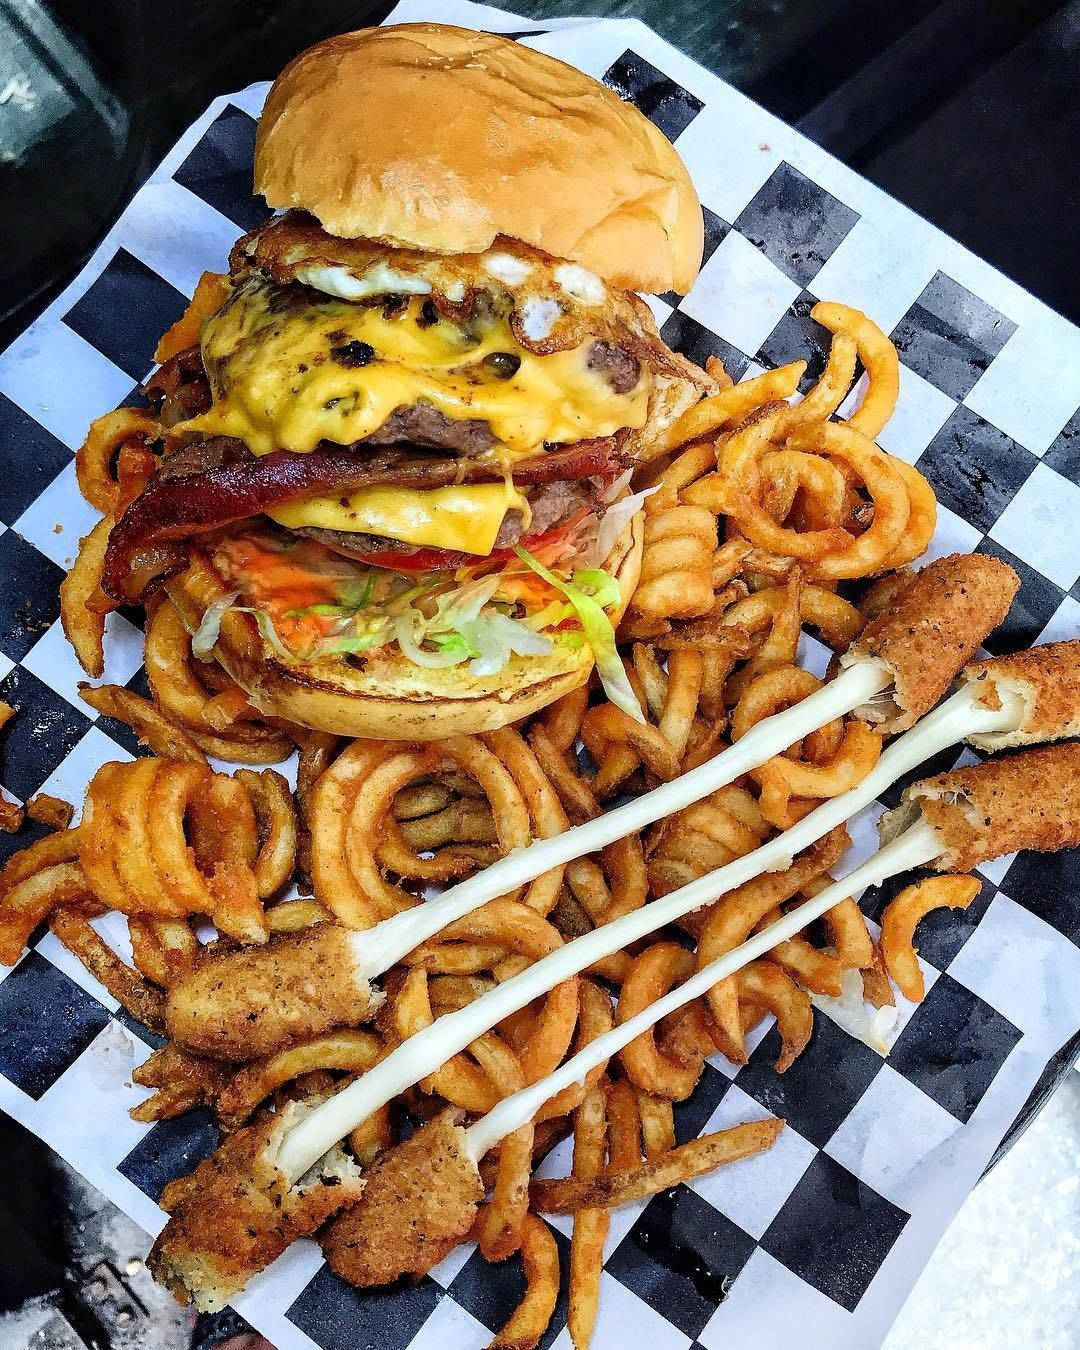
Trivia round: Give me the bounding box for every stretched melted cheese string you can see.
[353,660,893,977]
[278,681,1022,1182]
[468,818,940,1158]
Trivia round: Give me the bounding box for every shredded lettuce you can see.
[581,481,657,569]
[569,568,622,610]
[394,614,467,668]
[461,613,553,675]
[521,599,569,632]
[513,546,643,722]
[344,570,376,609]
[287,602,359,618]
[379,575,555,676]
[314,630,391,656]
[218,529,636,685]
[431,575,503,628]
[191,591,241,661]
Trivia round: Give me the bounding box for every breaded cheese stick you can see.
[166,927,382,1060]
[881,742,1080,871]
[166,554,1021,1061]
[962,640,1080,751]
[320,744,1080,1287]
[148,1095,363,1312]
[841,552,1018,731]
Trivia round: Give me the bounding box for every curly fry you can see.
[632,503,718,620]
[881,875,981,1001]
[811,301,899,439]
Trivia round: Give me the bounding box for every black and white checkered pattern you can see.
[1,1,1079,1346]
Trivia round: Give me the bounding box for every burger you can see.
[102,23,713,738]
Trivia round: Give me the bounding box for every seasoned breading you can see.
[963,640,1080,751]
[842,553,1019,731]
[149,1098,363,1311]
[881,742,1080,871]
[166,924,379,1060]
[321,1111,483,1287]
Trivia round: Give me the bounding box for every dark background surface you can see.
[0,2,1077,1346]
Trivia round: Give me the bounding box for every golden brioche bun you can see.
[255,23,703,295]
[166,514,642,740]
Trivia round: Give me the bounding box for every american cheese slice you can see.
[268,482,528,556]
[184,280,650,457]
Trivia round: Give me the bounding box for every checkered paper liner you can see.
[1,1,1079,1345]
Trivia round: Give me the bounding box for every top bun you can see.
[255,23,704,295]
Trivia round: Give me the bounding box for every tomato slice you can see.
[352,508,591,574]
[353,545,472,572]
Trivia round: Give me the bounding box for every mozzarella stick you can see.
[880,742,1080,872]
[321,742,1080,1287]
[321,1110,484,1288]
[166,554,1023,1061]
[167,926,381,1060]
[962,639,1080,751]
[841,552,1019,731]
[147,1096,363,1312]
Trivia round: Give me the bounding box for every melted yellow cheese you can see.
[183,279,650,457]
[269,482,528,556]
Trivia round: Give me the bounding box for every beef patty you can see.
[361,403,495,456]
[149,338,640,454]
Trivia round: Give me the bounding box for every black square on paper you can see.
[1002,848,1080,948]
[736,1012,883,1149]
[890,272,1016,401]
[1044,407,1080,484]
[0,666,91,801]
[114,1007,168,1051]
[734,163,858,288]
[0,530,64,662]
[117,1107,220,1200]
[660,311,751,382]
[760,1153,908,1311]
[603,50,704,142]
[756,292,836,394]
[450,1223,569,1349]
[288,1262,442,1350]
[916,405,1034,535]
[699,207,731,270]
[0,395,71,527]
[861,872,994,974]
[888,973,1021,1123]
[0,814,50,871]
[975,538,1064,656]
[607,1184,756,1339]
[174,103,265,232]
[64,250,188,383]
[0,951,110,1098]
[673,1063,732,1146]
[87,665,155,760]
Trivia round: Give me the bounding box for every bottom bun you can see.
[166,514,643,740]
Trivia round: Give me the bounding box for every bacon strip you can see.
[102,437,626,602]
